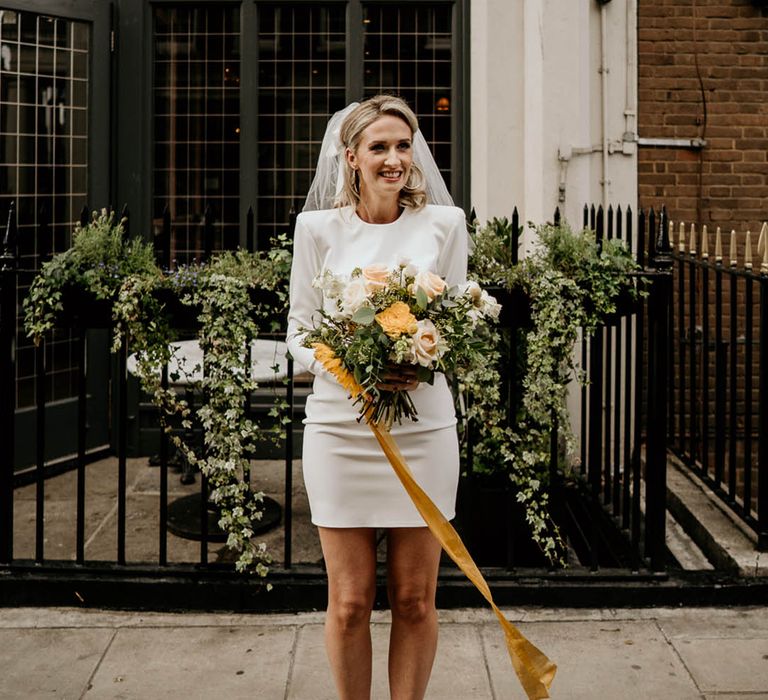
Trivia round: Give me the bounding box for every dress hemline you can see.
[311,513,455,529]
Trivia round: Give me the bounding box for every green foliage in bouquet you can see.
[464,217,641,563]
[24,214,292,578]
[303,264,500,428]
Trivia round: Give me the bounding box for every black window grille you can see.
[255,3,347,244]
[362,3,453,191]
[0,9,89,409]
[153,5,241,266]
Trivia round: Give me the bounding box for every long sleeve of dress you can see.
[437,207,469,287]
[285,215,330,377]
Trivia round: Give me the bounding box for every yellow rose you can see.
[375,301,418,338]
[362,263,390,293]
[413,270,447,301]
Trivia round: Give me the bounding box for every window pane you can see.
[362,3,454,192]
[0,10,90,408]
[255,3,347,247]
[153,5,241,265]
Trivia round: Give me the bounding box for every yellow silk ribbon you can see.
[312,343,557,699]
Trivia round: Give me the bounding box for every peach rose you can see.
[362,263,390,293]
[413,270,447,301]
[409,319,445,367]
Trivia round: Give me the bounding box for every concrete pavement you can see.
[1,606,767,699]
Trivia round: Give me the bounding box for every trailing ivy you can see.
[25,211,292,577]
[467,218,641,562]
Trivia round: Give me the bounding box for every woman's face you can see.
[346,114,413,204]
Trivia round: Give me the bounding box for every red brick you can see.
[708,150,744,162]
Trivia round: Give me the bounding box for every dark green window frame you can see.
[115,0,469,248]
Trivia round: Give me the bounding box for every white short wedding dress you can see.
[286,204,468,528]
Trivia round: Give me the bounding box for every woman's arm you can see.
[285,215,331,377]
[437,207,469,287]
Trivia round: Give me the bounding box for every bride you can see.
[286,94,467,699]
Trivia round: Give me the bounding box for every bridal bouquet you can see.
[302,259,501,427]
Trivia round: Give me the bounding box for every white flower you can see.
[403,262,419,278]
[341,277,370,316]
[409,319,446,367]
[479,290,502,319]
[313,269,347,300]
[396,255,411,268]
[460,280,483,303]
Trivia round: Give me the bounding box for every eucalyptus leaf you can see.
[351,306,376,325]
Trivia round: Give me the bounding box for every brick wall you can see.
[638,0,768,238]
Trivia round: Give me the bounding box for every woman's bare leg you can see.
[386,527,442,700]
[318,526,377,700]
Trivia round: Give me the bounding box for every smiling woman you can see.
[346,115,415,219]
[285,95,471,700]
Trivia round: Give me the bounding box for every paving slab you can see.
[12,496,116,561]
[84,626,295,700]
[658,606,768,639]
[0,627,114,699]
[482,620,701,700]
[287,623,351,699]
[0,607,327,629]
[288,621,493,700]
[83,493,204,564]
[426,623,493,699]
[672,637,768,694]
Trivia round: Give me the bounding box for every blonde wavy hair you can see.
[335,95,427,211]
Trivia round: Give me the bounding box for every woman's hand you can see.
[376,364,420,392]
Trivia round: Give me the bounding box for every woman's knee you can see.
[328,590,375,630]
[388,588,435,625]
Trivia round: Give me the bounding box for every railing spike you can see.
[701,224,709,259]
[1,200,16,256]
[668,220,675,248]
[758,221,767,259]
[745,230,753,270]
[729,229,738,267]
[762,228,768,273]
[715,226,723,262]
[678,221,686,252]
[689,223,697,255]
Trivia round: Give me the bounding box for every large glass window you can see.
[153,5,241,266]
[363,3,453,191]
[151,1,461,251]
[0,9,89,408]
[256,4,347,245]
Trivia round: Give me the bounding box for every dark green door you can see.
[0,0,112,471]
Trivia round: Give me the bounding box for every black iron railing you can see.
[571,204,673,572]
[0,201,680,607]
[667,220,768,549]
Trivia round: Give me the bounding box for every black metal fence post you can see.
[203,204,214,262]
[645,207,672,571]
[587,207,605,498]
[0,203,17,564]
[758,262,768,550]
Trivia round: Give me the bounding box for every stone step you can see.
[666,454,767,576]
